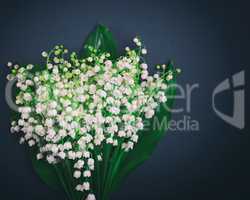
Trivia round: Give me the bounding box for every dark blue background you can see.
[0,0,249,200]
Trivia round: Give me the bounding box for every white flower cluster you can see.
[8,37,179,199]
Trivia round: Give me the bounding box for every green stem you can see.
[96,155,101,200]
[64,160,78,200]
[103,147,120,194]
[101,144,112,200]
[54,165,73,200]
[109,151,126,191]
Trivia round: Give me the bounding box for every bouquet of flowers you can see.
[7,25,180,200]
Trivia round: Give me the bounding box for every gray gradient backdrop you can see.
[0,0,249,200]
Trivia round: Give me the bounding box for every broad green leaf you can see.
[110,61,178,191]
[79,24,117,59]
[30,149,80,200]
[30,148,62,190]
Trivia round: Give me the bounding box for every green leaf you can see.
[30,149,79,200]
[30,148,62,190]
[110,61,178,191]
[79,24,117,59]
